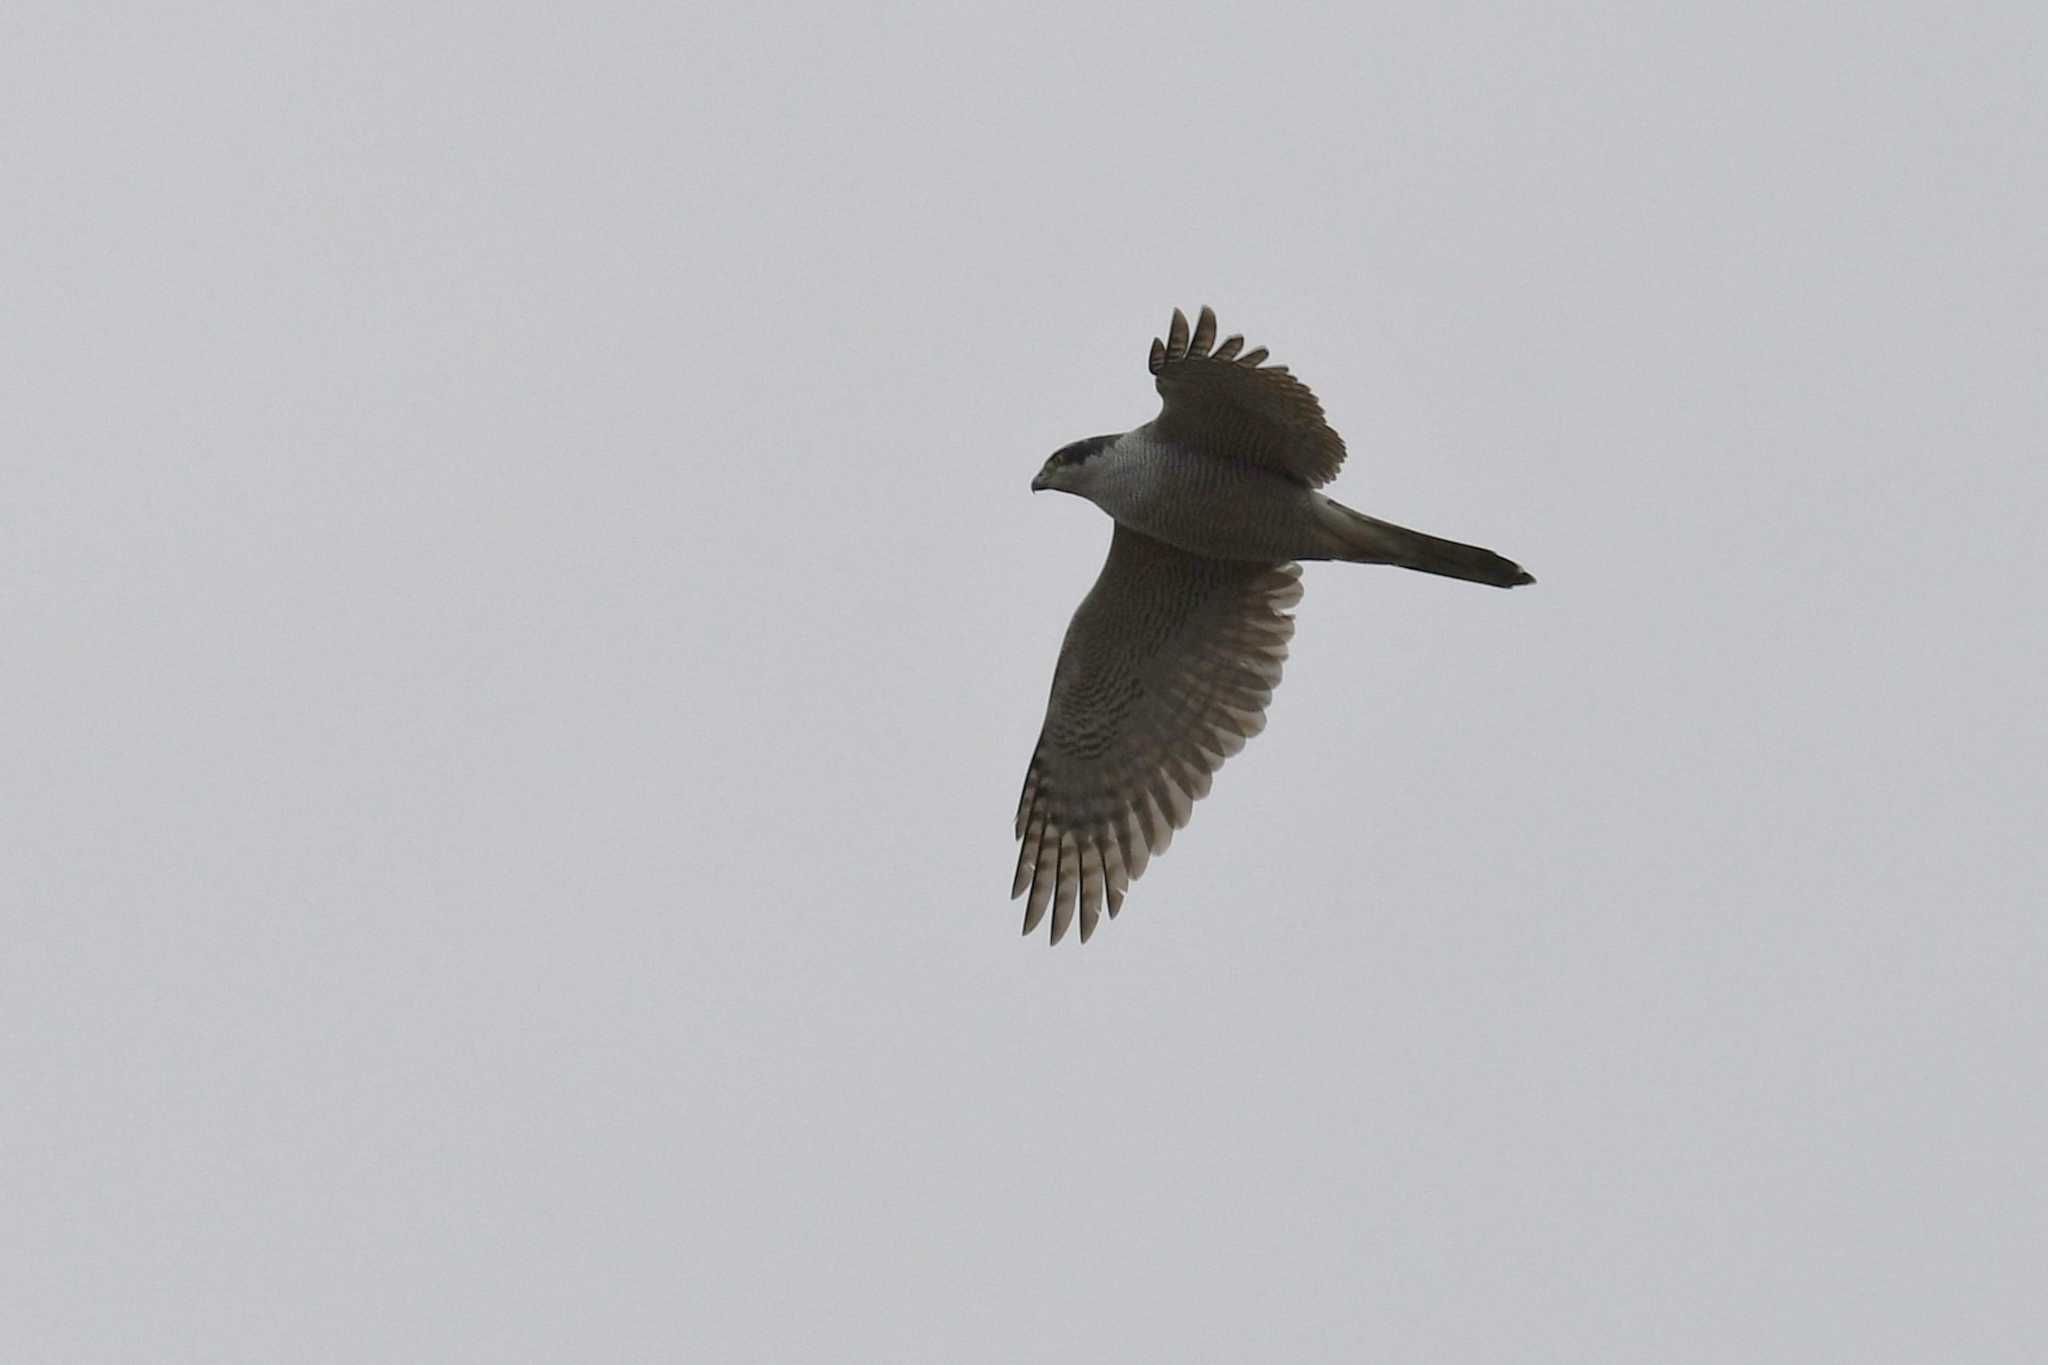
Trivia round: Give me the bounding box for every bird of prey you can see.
[1013,306,1534,945]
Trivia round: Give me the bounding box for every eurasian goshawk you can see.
[1013,306,1533,944]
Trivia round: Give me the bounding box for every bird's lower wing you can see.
[1013,526,1302,944]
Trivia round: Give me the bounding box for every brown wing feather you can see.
[1012,525,1303,944]
[1147,305,1347,488]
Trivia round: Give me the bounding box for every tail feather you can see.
[1325,503,1534,588]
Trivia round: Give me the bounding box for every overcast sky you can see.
[6,3,2044,1361]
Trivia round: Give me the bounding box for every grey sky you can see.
[5,3,2043,1361]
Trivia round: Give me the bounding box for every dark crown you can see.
[1050,435,1115,468]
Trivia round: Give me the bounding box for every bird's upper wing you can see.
[1013,525,1302,944]
[1148,305,1348,488]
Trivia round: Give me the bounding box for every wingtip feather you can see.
[1166,308,1191,361]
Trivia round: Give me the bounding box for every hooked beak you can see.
[1030,471,1049,492]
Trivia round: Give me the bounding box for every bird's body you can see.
[1072,426,1353,562]
[1014,307,1533,944]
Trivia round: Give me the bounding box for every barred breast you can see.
[1091,427,1346,562]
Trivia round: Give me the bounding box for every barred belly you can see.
[1092,432,1339,562]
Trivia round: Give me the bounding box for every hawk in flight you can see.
[1013,306,1533,944]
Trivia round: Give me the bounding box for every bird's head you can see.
[1032,435,1116,495]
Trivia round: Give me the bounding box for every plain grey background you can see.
[6,3,2043,1361]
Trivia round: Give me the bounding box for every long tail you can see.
[1322,500,1535,588]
